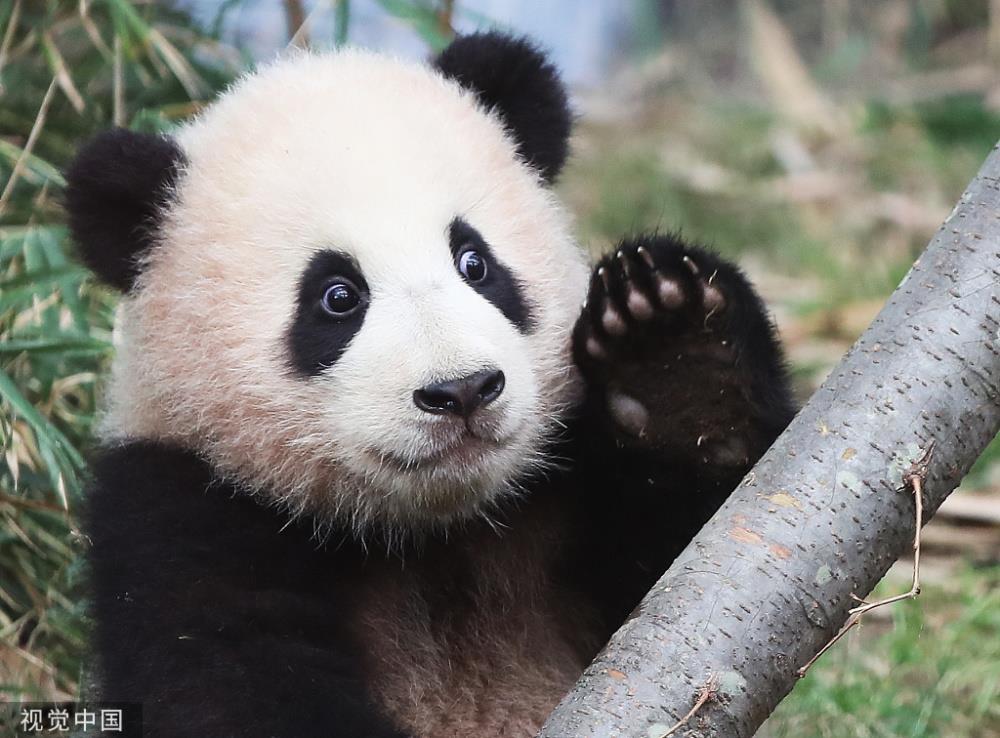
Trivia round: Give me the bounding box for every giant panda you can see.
[65,32,794,738]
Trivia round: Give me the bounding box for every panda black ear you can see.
[433,32,571,184]
[64,128,185,292]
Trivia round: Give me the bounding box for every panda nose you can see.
[413,369,505,418]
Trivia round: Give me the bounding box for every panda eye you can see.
[457,249,488,282]
[320,280,362,317]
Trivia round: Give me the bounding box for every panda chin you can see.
[370,437,496,473]
[345,430,538,530]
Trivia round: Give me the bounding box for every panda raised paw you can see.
[573,234,784,466]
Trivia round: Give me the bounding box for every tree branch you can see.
[796,441,932,678]
[539,146,1000,737]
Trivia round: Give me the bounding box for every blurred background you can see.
[0,1,998,736]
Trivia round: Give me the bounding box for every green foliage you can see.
[764,565,1000,738]
[0,0,239,698]
[863,95,1000,198]
[561,103,839,277]
[375,0,452,51]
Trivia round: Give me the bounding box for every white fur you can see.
[101,49,589,535]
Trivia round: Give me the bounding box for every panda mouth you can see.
[369,435,501,472]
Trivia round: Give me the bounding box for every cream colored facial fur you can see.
[102,50,589,535]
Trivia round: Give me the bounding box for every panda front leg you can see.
[568,233,796,628]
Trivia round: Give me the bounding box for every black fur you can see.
[434,33,571,184]
[85,232,794,737]
[449,218,534,332]
[64,129,185,292]
[287,250,371,376]
[86,443,406,738]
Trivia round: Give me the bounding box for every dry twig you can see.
[652,676,720,738]
[796,441,935,678]
[0,77,57,218]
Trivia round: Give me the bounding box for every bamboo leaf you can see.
[0,267,89,311]
[0,336,110,355]
[375,0,451,50]
[0,140,66,189]
[0,369,86,477]
[41,32,85,114]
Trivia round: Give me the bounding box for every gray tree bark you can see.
[540,148,1000,737]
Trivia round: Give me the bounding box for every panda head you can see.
[66,33,588,536]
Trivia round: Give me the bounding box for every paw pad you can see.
[607,389,649,438]
[598,267,629,336]
[638,246,684,310]
[618,252,655,320]
[700,435,750,468]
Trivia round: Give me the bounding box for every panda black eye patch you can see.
[449,218,534,332]
[287,250,370,377]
